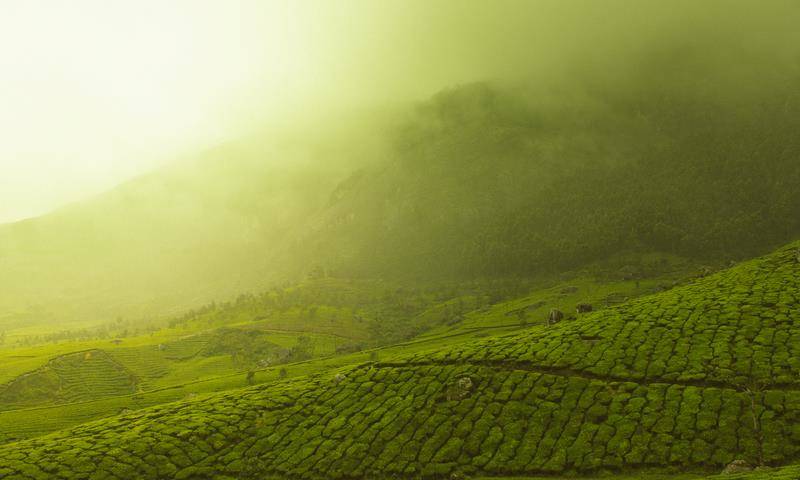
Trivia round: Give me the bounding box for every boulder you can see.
[547,308,564,326]
[576,303,593,314]
[721,460,753,475]
[446,377,474,401]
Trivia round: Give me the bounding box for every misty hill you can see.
[299,75,800,278]
[2,58,800,329]
[0,139,356,329]
[1,240,798,479]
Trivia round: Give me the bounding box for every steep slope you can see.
[0,241,798,479]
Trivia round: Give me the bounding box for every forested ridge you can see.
[298,73,800,278]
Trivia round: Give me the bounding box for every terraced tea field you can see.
[0,256,694,446]
[0,349,137,409]
[0,324,504,445]
[0,242,797,479]
[404,246,800,389]
[0,327,343,410]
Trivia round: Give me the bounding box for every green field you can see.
[0,251,701,446]
[0,241,797,479]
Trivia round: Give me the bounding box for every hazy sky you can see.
[0,1,289,223]
[1,0,796,224]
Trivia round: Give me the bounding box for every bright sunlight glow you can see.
[0,0,305,223]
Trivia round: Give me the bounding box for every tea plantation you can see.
[402,242,800,389]
[0,242,798,479]
[0,350,137,409]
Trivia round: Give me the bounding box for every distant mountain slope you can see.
[1,240,798,479]
[0,139,352,328]
[297,76,800,278]
[2,54,799,329]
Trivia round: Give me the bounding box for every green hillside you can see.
[0,350,136,409]
[0,256,692,445]
[0,241,797,479]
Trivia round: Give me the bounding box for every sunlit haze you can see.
[0,2,268,222]
[6,0,791,224]
[0,0,501,223]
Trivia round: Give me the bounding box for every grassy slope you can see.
[0,259,690,445]
[0,241,797,479]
